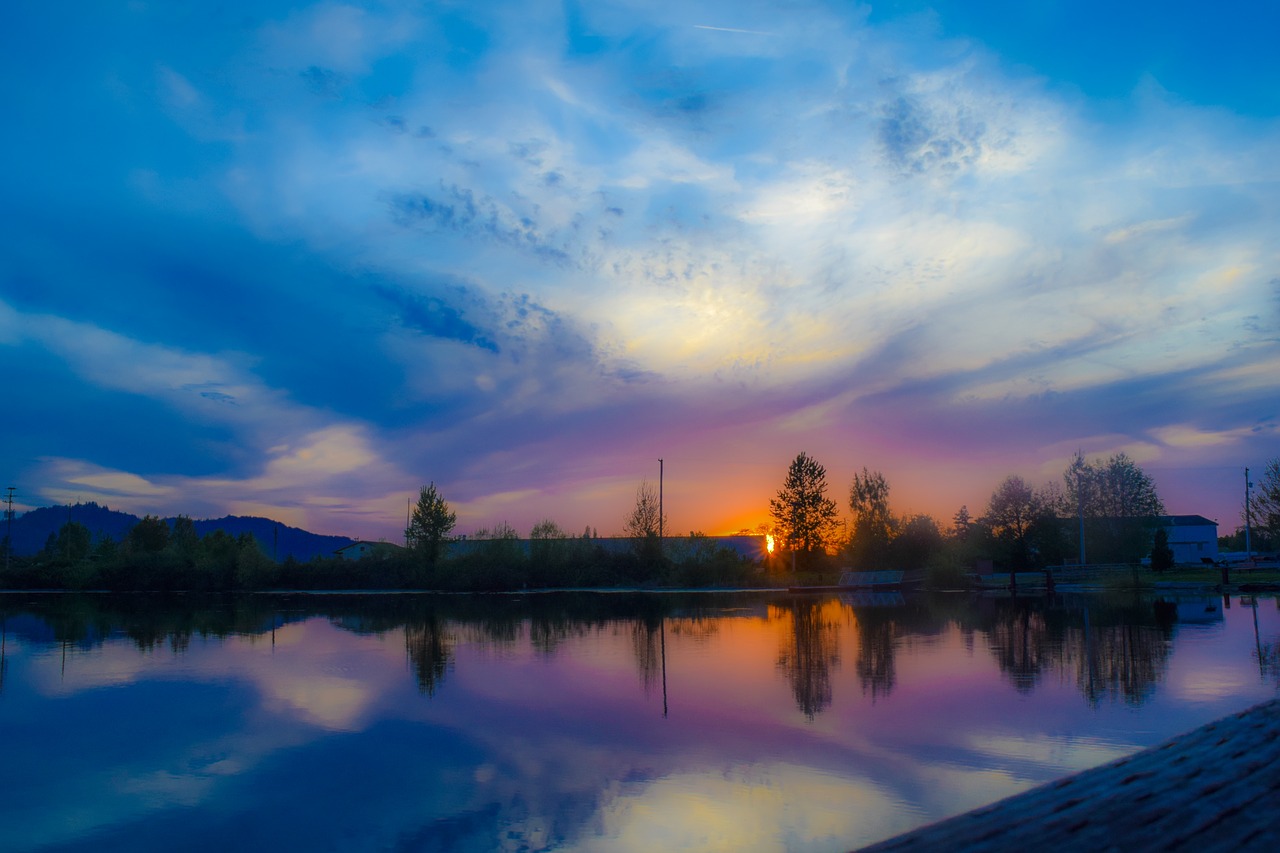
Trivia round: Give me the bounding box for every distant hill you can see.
[189,516,353,562]
[5,503,354,562]
[6,503,138,555]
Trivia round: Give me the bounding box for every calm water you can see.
[2,590,1278,852]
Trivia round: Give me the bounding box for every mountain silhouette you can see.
[6,502,354,561]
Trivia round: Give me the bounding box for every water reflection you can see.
[855,608,900,701]
[775,600,842,719]
[0,592,1223,714]
[405,615,453,696]
[1248,595,1280,686]
[1076,616,1171,707]
[1,591,1278,852]
[631,617,664,697]
[987,603,1053,693]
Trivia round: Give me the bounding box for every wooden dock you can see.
[860,699,1280,852]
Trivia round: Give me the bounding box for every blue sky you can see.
[3,0,1277,540]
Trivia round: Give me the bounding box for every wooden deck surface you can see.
[860,699,1280,852]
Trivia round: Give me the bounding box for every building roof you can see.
[1159,515,1217,527]
[334,540,405,554]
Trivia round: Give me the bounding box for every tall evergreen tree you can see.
[1150,528,1174,572]
[405,483,457,567]
[770,452,839,562]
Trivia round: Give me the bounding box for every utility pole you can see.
[1244,467,1253,560]
[1077,471,1086,567]
[658,459,664,550]
[4,487,14,573]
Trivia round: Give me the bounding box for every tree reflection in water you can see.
[1248,596,1280,686]
[775,600,841,719]
[0,590,1231,711]
[987,603,1055,693]
[632,617,663,696]
[405,614,453,696]
[1074,619,1171,707]
[981,596,1174,706]
[855,610,898,701]
[1256,641,1280,685]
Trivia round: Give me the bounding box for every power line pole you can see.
[658,459,664,550]
[1245,467,1253,560]
[4,487,14,573]
[1077,469,1086,567]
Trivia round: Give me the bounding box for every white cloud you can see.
[11,306,307,438]
[569,763,911,852]
[256,2,421,74]
[8,0,1279,532]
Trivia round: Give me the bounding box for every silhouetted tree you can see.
[1150,528,1174,572]
[891,514,945,570]
[235,532,274,588]
[624,481,664,539]
[1062,451,1165,563]
[848,468,895,568]
[1251,458,1280,545]
[624,480,666,569]
[169,515,199,563]
[983,476,1043,571]
[54,521,92,564]
[529,519,570,584]
[406,483,456,569]
[530,519,567,540]
[770,452,839,566]
[128,515,170,554]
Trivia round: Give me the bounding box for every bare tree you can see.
[624,480,665,539]
[1250,458,1280,545]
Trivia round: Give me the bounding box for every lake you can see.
[2,590,1278,852]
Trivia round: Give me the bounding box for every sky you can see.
[2,0,1278,541]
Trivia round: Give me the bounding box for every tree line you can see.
[766,449,1263,579]
[398,482,752,590]
[6,456,1276,592]
[7,514,275,590]
[0,483,756,591]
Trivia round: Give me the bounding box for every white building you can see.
[334,540,404,561]
[1159,515,1218,564]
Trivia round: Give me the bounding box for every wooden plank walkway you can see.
[860,699,1280,852]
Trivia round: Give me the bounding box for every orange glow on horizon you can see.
[766,534,775,554]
